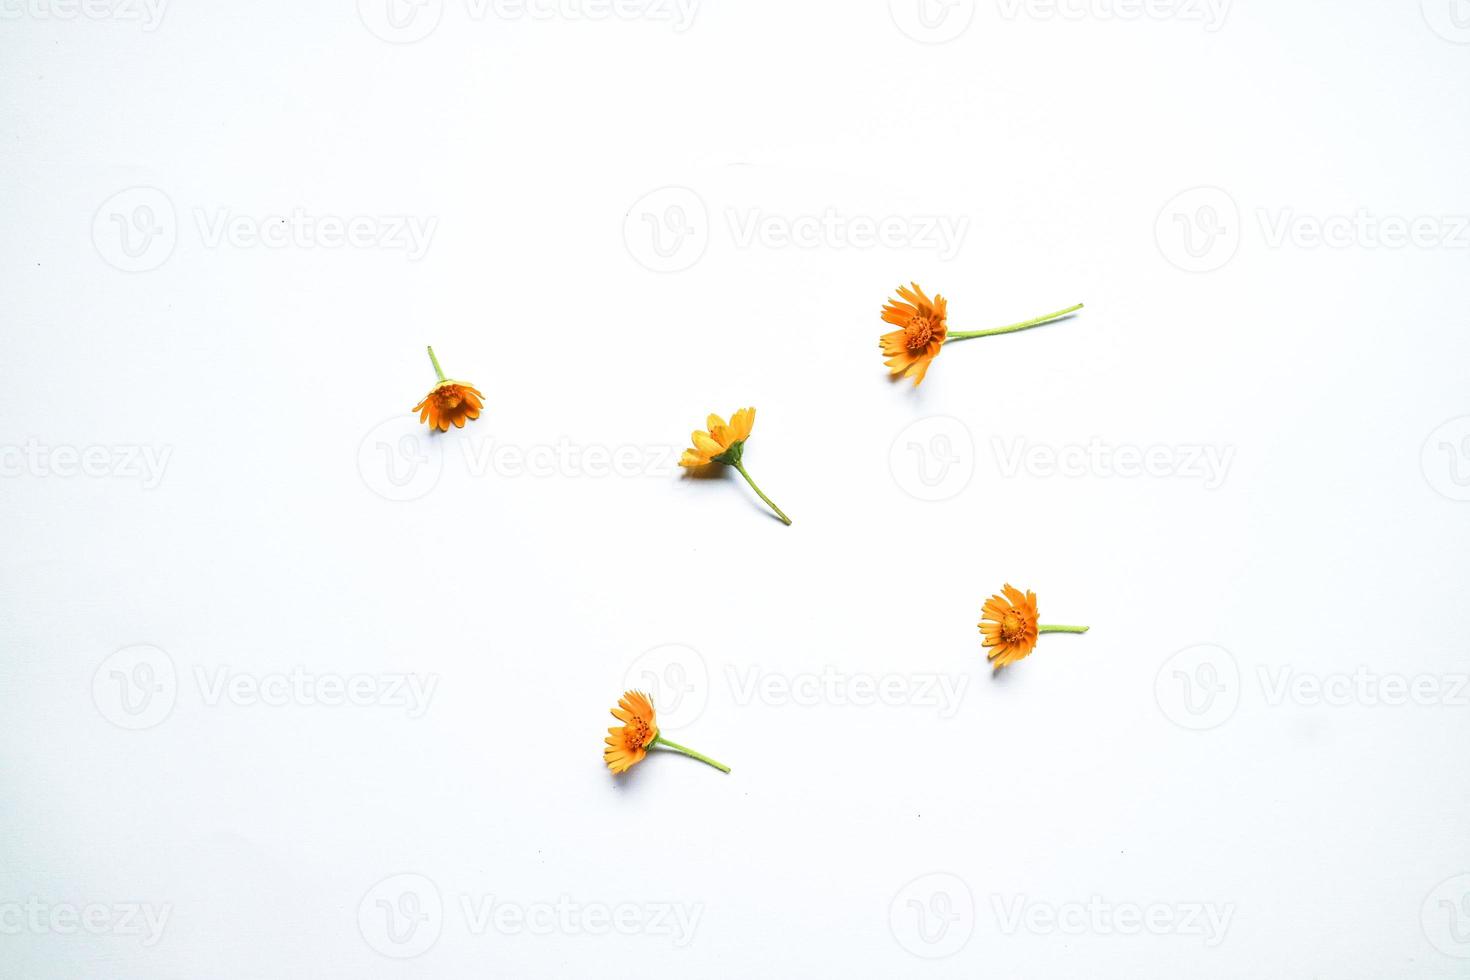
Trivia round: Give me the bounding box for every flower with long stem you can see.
[413,345,484,431]
[679,407,791,526]
[604,690,730,774]
[880,282,1083,386]
[979,584,1089,668]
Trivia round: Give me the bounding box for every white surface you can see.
[3,2,1470,977]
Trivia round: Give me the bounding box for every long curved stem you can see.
[426,345,446,382]
[732,461,792,526]
[653,735,730,773]
[1038,624,1090,634]
[945,303,1084,342]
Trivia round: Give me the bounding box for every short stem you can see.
[732,461,792,526]
[653,735,730,773]
[1038,624,1090,634]
[945,302,1084,342]
[426,345,446,382]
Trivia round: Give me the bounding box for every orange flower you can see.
[679,407,756,467]
[603,690,730,775]
[979,584,1089,668]
[878,285,1085,387]
[413,346,483,431]
[604,690,659,774]
[678,407,791,526]
[880,283,949,386]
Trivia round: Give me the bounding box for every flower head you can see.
[979,584,1040,667]
[604,690,659,773]
[413,345,483,432]
[880,283,948,386]
[679,408,756,468]
[414,380,484,432]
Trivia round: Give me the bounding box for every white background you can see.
[3,0,1470,976]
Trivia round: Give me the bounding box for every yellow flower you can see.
[413,346,483,431]
[679,408,756,468]
[880,283,949,386]
[604,690,659,774]
[603,690,730,775]
[678,406,791,526]
[979,584,1089,668]
[878,286,1085,387]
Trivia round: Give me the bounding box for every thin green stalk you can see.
[1038,625,1090,634]
[653,735,730,773]
[945,302,1084,342]
[732,461,792,526]
[426,345,446,382]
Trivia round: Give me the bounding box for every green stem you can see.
[732,461,792,526]
[653,735,730,773]
[426,345,446,382]
[945,303,1084,342]
[1038,625,1090,634]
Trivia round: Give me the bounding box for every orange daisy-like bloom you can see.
[604,690,659,774]
[979,584,1041,667]
[878,286,1086,387]
[678,407,791,526]
[415,381,484,432]
[679,407,756,467]
[979,584,1089,668]
[880,283,949,386]
[602,690,730,775]
[413,345,483,432]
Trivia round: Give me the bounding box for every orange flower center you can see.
[1000,612,1028,643]
[626,717,653,749]
[437,388,462,410]
[904,315,935,351]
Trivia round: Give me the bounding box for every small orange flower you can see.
[880,283,948,386]
[979,584,1089,668]
[679,407,756,468]
[878,286,1085,387]
[678,407,791,526]
[604,690,659,774]
[602,690,730,775]
[413,345,483,432]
